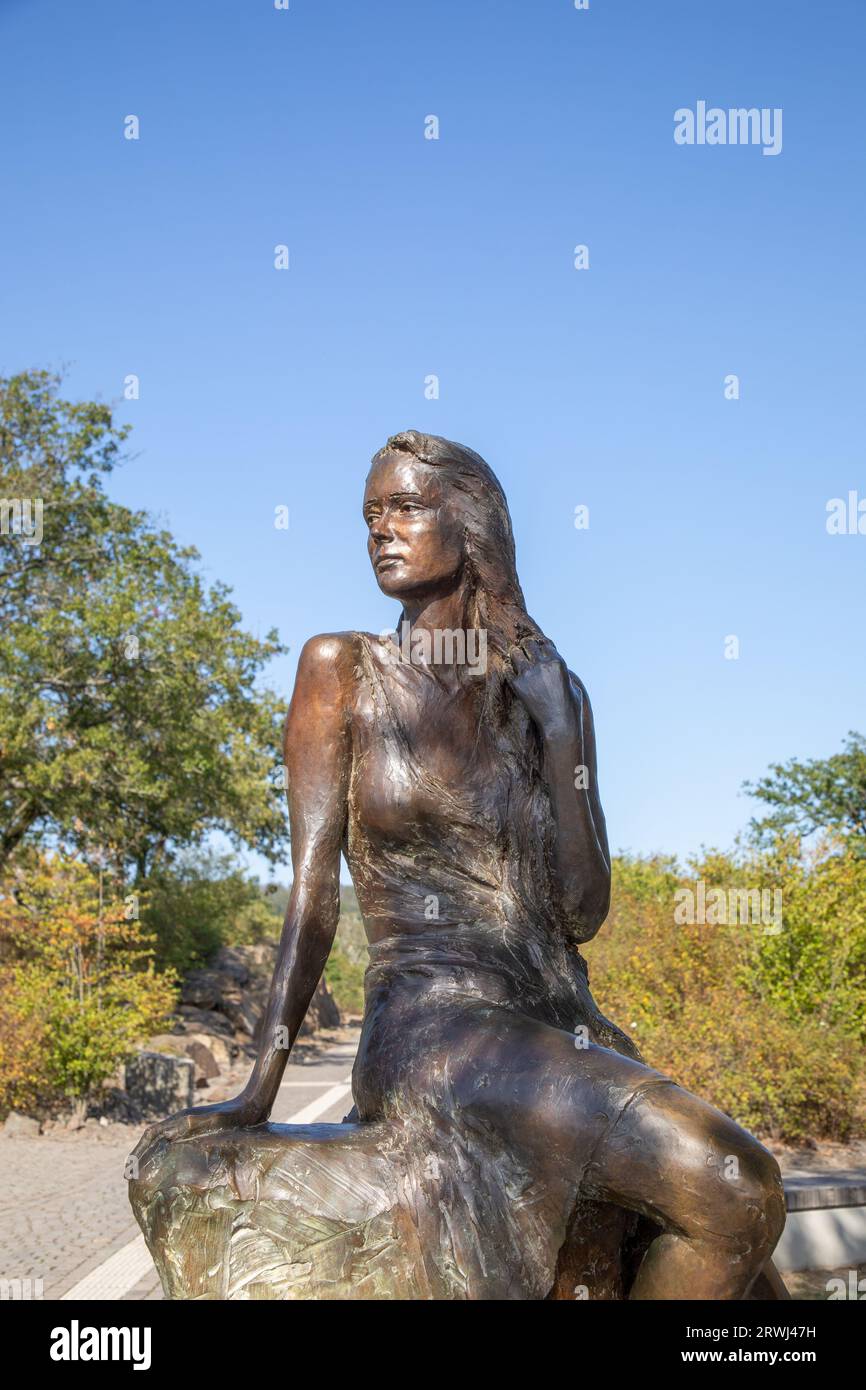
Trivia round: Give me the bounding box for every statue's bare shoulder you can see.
[289,631,375,729]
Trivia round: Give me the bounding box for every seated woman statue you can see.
[138,430,786,1300]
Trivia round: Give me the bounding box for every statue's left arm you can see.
[505,637,610,942]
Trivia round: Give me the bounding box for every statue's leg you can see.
[580,1071,786,1300]
[432,1004,786,1301]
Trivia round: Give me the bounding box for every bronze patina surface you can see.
[130,432,787,1300]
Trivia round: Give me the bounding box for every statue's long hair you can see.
[370,430,561,933]
[371,429,544,663]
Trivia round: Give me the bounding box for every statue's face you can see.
[363,452,465,600]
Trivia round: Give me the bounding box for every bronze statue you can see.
[130,432,787,1300]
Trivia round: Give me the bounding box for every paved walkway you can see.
[0,1037,358,1301]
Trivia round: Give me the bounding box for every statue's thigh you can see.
[443,1003,782,1243]
[439,1002,673,1177]
[580,1065,785,1243]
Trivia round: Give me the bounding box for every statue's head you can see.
[364,431,535,661]
[364,431,555,896]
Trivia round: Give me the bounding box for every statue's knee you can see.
[743,1145,786,1246]
[709,1143,785,1254]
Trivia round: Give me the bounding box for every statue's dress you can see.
[342,634,671,1296]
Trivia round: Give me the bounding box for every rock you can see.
[177,1006,235,1038]
[142,1031,226,1081]
[184,1039,221,1082]
[144,1034,189,1058]
[180,969,227,1010]
[298,978,341,1036]
[211,946,251,986]
[179,949,256,1012]
[220,990,262,1037]
[3,1111,41,1138]
[129,1119,787,1302]
[128,1118,638,1300]
[124,1051,195,1119]
[241,943,277,969]
[99,1086,143,1125]
[174,943,339,1052]
[185,1032,235,1070]
[311,977,341,1030]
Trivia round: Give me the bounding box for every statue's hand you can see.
[131,1092,266,1160]
[504,637,577,738]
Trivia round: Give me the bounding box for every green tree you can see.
[0,370,289,880]
[744,732,866,852]
[145,850,281,975]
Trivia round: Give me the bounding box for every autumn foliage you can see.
[585,840,866,1143]
[0,854,176,1115]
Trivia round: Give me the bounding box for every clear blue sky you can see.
[2,0,864,870]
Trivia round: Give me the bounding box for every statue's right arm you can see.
[135,633,353,1148]
[241,632,353,1116]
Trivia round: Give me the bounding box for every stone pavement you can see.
[0,1123,163,1300]
[0,1031,359,1301]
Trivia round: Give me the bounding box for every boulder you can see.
[185,1039,221,1083]
[2,1111,41,1138]
[124,1051,195,1119]
[129,1117,645,1300]
[239,942,277,969]
[99,1086,143,1125]
[211,946,251,986]
[178,1006,235,1038]
[220,990,262,1037]
[143,1033,225,1082]
[311,977,341,1030]
[128,1120,789,1302]
[144,1033,190,1058]
[185,1031,235,1071]
[175,946,341,1047]
[298,978,341,1036]
[180,969,228,1010]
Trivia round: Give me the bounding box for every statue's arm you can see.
[541,670,611,942]
[134,633,353,1147]
[241,632,353,1115]
[505,638,611,943]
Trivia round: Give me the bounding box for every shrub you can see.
[325,943,365,1016]
[0,854,176,1115]
[585,846,865,1143]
